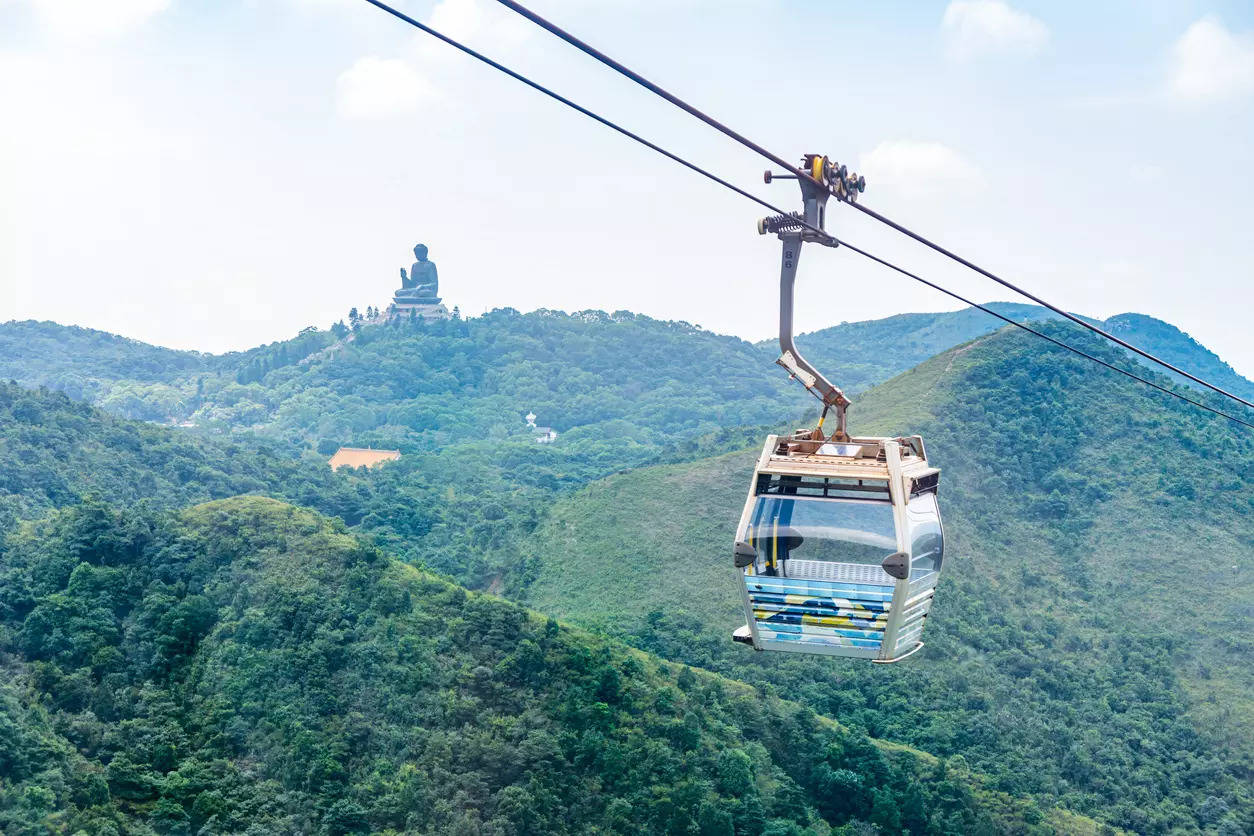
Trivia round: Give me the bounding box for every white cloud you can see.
[332,0,530,121]
[413,0,531,62]
[941,1,1048,61]
[859,140,982,199]
[336,57,435,120]
[1166,17,1254,104]
[430,0,487,39]
[9,0,170,40]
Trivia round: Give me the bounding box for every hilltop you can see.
[5,303,1248,451]
[0,496,1099,834]
[793,303,1254,402]
[521,323,1254,834]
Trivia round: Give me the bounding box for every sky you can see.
[2,0,1253,376]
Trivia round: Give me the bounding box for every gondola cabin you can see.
[732,431,943,663]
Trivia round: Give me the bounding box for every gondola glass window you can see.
[907,493,943,575]
[745,496,897,574]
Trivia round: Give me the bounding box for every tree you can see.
[321,799,369,836]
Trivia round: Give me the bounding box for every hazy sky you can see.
[2,1,1253,374]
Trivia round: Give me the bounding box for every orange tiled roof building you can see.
[328,447,401,470]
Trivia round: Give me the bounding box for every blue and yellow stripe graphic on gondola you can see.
[741,563,896,650]
[749,592,890,613]
[751,604,888,627]
[753,610,884,633]
[757,628,883,649]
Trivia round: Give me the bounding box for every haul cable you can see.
[358,0,822,238]
[356,0,1254,430]
[840,242,1254,430]
[491,0,1254,412]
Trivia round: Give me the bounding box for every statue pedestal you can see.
[388,296,450,321]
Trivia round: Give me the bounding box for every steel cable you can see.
[491,0,1254,412]
[358,0,1254,430]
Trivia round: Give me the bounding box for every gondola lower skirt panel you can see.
[743,572,896,651]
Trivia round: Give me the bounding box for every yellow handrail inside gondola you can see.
[770,518,778,571]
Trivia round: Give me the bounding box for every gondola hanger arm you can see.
[760,154,865,442]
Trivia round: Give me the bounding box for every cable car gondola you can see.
[731,155,945,663]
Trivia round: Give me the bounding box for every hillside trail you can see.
[299,330,356,366]
[923,336,991,403]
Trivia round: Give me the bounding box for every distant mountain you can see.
[0,320,213,384]
[0,496,1097,834]
[786,302,1066,395]
[1103,312,1254,401]
[521,323,1254,835]
[0,312,800,454]
[7,302,1248,446]
[790,302,1254,403]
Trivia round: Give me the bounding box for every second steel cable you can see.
[358,0,1254,431]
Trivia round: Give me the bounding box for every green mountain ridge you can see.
[790,303,1254,403]
[521,324,1254,835]
[6,302,1251,441]
[0,495,1104,835]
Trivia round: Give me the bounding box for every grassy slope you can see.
[0,496,1101,835]
[522,326,1253,834]
[525,332,983,630]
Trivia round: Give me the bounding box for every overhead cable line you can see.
[847,201,1254,410]
[490,0,822,189]
[491,0,1254,413]
[357,0,1254,431]
[839,242,1254,430]
[358,0,827,237]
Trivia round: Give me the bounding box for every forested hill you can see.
[6,304,1249,449]
[0,496,1101,835]
[0,312,796,444]
[2,308,1249,832]
[0,320,213,385]
[522,323,1254,835]
[793,303,1254,402]
[0,319,335,423]
[0,382,565,588]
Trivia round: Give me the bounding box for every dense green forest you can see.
[1,307,1250,834]
[0,497,1105,835]
[521,324,1254,835]
[0,382,768,588]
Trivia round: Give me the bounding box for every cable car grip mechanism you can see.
[759,154,865,443]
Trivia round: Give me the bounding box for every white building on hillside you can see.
[524,410,557,443]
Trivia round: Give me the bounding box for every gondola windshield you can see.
[745,497,896,574]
